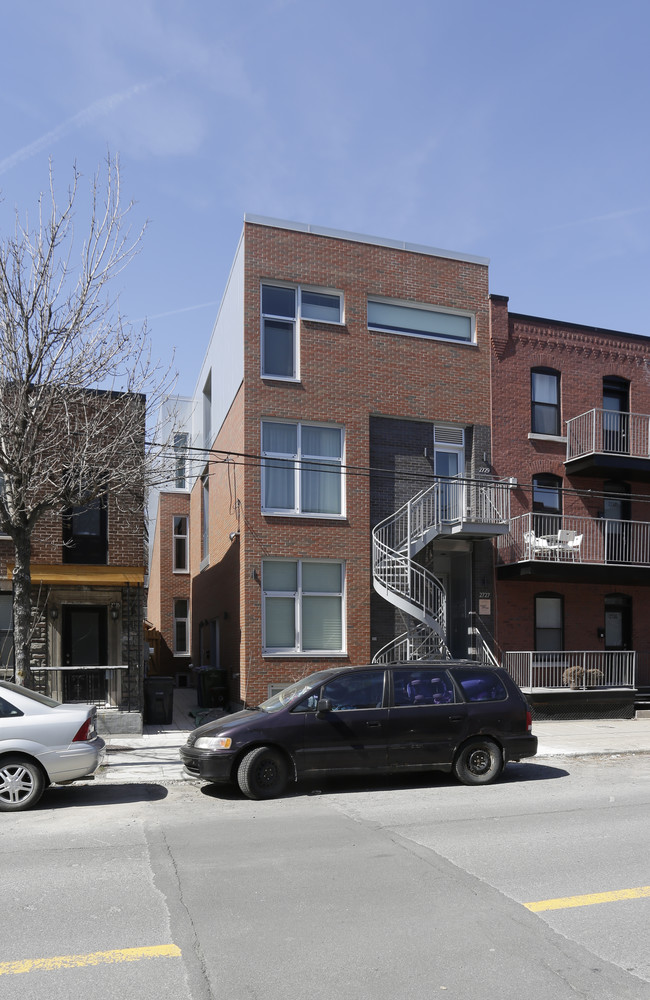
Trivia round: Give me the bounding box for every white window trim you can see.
[262,558,346,656]
[367,294,476,345]
[261,419,345,518]
[260,281,344,382]
[173,598,190,656]
[172,515,189,574]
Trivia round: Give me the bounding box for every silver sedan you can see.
[0,680,105,811]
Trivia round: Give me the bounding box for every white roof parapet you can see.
[244,214,489,268]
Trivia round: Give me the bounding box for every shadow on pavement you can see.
[38,782,169,809]
[197,760,570,803]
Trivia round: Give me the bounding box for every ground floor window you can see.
[262,559,344,653]
[535,593,563,650]
[174,599,190,655]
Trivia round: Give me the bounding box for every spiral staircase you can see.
[372,477,511,664]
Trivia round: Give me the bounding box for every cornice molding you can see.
[511,322,650,367]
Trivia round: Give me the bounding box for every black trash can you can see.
[197,669,229,709]
[144,676,174,724]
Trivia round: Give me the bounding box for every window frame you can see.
[367,295,475,345]
[172,515,189,574]
[173,598,190,656]
[534,592,564,651]
[261,419,345,518]
[200,472,209,568]
[260,281,344,381]
[262,558,346,656]
[531,368,561,436]
[173,432,189,490]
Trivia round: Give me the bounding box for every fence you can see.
[29,665,133,710]
[498,512,650,567]
[566,408,650,461]
[502,651,636,691]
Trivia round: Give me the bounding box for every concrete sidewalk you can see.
[93,687,650,784]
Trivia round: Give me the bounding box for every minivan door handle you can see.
[365,721,381,728]
[449,715,464,723]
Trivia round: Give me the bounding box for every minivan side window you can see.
[322,671,386,711]
[392,669,456,706]
[454,670,507,703]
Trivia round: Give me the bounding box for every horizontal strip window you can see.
[368,297,474,343]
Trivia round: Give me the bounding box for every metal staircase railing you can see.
[372,477,510,664]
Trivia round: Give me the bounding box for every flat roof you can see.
[244,213,489,267]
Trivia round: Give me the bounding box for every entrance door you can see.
[603,481,631,563]
[62,606,107,702]
[604,594,632,650]
[603,377,629,454]
[434,426,464,523]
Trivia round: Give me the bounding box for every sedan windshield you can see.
[257,671,336,714]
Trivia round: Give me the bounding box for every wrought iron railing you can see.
[502,651,635,691]
[498,512,650,567]
[566,408,650,462]
[30,665,132,710]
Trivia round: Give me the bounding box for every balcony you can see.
[497,512,650,583]
[565,408,650,479]
[502,650,635,692]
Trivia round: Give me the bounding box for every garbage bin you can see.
[143,676,174,724]
[197,669,229,709]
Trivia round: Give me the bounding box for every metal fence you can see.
[502,650,636,691]
[566,408,650,462]
[498,512,650,567]
[29,665,132,709]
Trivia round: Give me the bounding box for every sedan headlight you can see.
[194,736,233,750]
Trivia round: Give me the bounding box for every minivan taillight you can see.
[526,710,532,733]
[72,719,92,743]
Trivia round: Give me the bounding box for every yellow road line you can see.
[0,943,181,976]
[525,885,650,912]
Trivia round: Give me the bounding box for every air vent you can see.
[434,425,465,447]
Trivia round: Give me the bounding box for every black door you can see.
[62,605,107,702]
[387,667,467,766]
[298,669,389,773]
[604,481,631,563]
[604,594,632,651]
[603,378,629,454]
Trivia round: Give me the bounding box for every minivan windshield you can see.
[256,671,336,714]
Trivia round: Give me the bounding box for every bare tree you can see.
[0,155,173,686]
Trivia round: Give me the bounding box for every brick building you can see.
[490,295,650,715]
[150,216,509,707]
[0,393,147,732]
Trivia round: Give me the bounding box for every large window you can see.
[262,560,344,654]
[261,283,343,380]
[173,599,190,655]
[173,516,189,572]
[535,593,563,651]
[63,495,108,564]
[531,368,560,435]
[174,432,189,489]
[368,297,474,343]
[262,421,343,516]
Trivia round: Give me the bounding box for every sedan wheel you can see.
[0,756,46,812]
[452,739,503,786]
[237,746,288,800]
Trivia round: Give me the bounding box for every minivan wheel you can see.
[452,740,503,786]
[237,746,288,800]
[0,756,46,812]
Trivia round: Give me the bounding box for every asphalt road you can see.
[1,754,648,999]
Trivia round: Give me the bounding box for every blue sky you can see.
[1,1,649,396]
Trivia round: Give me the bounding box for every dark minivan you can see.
[180,662,537,800]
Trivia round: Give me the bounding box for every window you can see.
[368,297,474,343]
[262,421,343,516]
[261,283,343,380]
[174,432,189,489]
[173,599,190,655]
[535,593,563,651]
[63,495,108,565]
[393,668,456,706]
[262,560,344,654]
[201,473,209,564]
[173,516,189,572]
[203,373,212,449]
[321,670,385,711]
[453,669,507,703]
[531,368,560,435]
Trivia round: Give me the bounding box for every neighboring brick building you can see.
[151,216,509,707]
[490,295,650,715]
[0,394,147,731]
